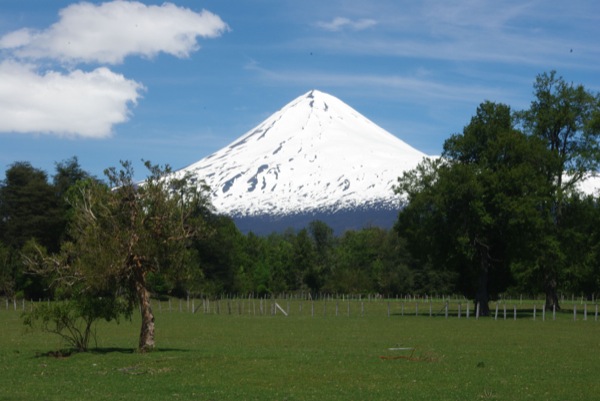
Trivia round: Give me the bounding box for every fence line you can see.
[156,296,599,321]
[3,296,599,322]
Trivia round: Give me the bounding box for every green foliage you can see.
[396,101,553,312]
[394,72,600,308]
[23,161,213,351]
[515,71,600,308]
[557,195,600,295]
[190,214,243,295]
[0,242,17,298]
[22,297,129,352]
[0,162,63,253]
[518,71,600,189]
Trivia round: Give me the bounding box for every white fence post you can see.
[542,305,546,321]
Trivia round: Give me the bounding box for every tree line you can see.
[0,158,420,302]
[395,71,600,315]
[1,71,599,351]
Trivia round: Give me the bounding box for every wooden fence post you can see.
[513,305,517,320]
[458,303,462,319]
[573,304,577,321]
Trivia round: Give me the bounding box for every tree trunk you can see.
[544,272,560,311]
[136,274,155,352]
[475,246,490,317]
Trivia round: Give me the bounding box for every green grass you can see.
[1,299,599,400]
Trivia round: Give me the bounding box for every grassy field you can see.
[1,299,599,400]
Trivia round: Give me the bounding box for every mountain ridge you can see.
[176,89,429,225]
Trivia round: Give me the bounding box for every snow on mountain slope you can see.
[177,90,429,217]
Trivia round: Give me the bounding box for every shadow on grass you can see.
[35,347,188,358]
[91,347,189,354]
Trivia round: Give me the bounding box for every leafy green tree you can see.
[22,238,129,352]
[235,232,269,295]
[0,162,62,253]
[0,162,68,298]
[292,228,317,291]
[372,229,414,296]
[25,161,211,352]
[517,71,600,309]
[190,214,242,296]
[330,228,383,294]
[396,102,551,315]
[266,233,295,293]
[558,195,600,296]
[53,157,91,201]
[306,220,335,292]
[0,242,16,299]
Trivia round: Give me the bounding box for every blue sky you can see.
[1,0,599,181]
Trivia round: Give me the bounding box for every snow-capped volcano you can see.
[177,90,428,227]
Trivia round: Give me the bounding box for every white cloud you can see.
[0,29,34,49]
[306,1,600,71]
[0,60,143,138]
[316,17,377,32]
[1,1,229,64]
[0,1,228,138]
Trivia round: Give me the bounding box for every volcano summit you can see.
[177,90,429,233]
